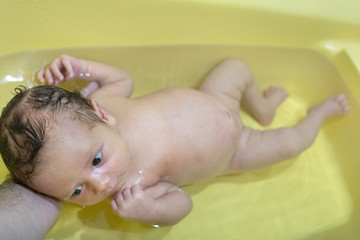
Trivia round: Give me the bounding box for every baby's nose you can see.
[90,171,112,194]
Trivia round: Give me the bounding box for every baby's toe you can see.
[336,94,349,114]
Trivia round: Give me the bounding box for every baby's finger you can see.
[61,56,74,79]
[111,199,118,211]
[45,68,54,85]
[50,58,64,81]
[37,70,46,83]
[114,191,124,203]
[130,184,143,195]
[122,187,131,201]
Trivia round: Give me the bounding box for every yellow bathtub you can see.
[1,1,360,239]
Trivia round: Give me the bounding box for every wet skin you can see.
[29,88,239,206]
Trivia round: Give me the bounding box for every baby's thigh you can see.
[201,59,252,95]
[200,59,253,113]
[225,126,304,173]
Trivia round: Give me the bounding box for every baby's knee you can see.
[222,58,253,84]
[221,58,251,72]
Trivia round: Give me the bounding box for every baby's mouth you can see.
[109,179,125,199]
[108,169,128,199]
[109,185,120,199]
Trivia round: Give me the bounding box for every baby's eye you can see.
[92,151,102,166]
[73,185,82,197]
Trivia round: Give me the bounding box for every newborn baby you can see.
[0,55,349,225]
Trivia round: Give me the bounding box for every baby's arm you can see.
[38,55,133,98]
[111,182,193,226]
[0,179,62,239]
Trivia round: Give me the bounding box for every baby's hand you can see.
[37,55,86,85]
[111,185,157,222]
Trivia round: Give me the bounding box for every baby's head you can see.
[0,85,129,205]
[0,85,104,183]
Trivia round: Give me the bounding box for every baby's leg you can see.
[200,58,289,125]
[225,95,349,172]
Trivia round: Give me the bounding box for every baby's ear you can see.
[90,99,116,126]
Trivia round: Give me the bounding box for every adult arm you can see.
[0,179,62,240]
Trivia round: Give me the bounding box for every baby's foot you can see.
[307,94,349,119]
[256,86,289,125]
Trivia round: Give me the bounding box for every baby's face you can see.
[28,118,130,206]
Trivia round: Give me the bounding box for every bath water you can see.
[0,46,357,240]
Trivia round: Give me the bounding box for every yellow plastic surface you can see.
[1,1,360,240]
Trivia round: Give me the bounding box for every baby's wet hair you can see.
[0,85,104,184]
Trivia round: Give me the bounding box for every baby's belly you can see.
[157,92,240,184]
[124,88,241,187]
